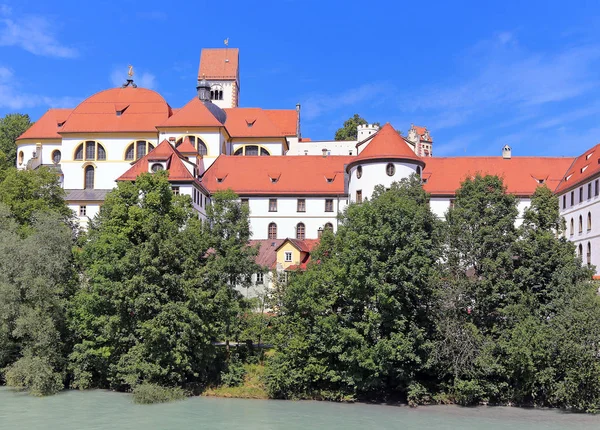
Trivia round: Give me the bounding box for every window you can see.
[176,136,207,156]
[284,251,292,262]
[256,272,264,284]
[52,150,61,164]
[579,244,583,259]
[324,222,333,232]
[416,166,422,177]
[125,141,155,161]
[125,144,135,160]
[588,183,592,200]
[580,187,584,203]
[588,212,592,231]
[137,140,147,159]
[297,199,306,212]
[325,199,333,212]
[356,190,362,203]
[268,222,277,239]
[356,165,362,179]
[86,141,95,160]
[233,145,270,156]
[449,199,455,210]
[84,165,94,189]
[570,218,574,235]
[18,151,24,165]
[579,215,583,233]
[596,180,599,197]
[563,195,566,209]
[571,191,574,206]
[241,198,249,206]
[588,242,592,266]
[386,163,395,176]
[75,141,106,161]
[296,223,305,240]
[269,199,277,212]
[151,163,164,172]
[172,186,180,196]
[79,205,87,216]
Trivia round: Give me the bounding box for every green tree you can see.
[69,175,256,393]
[0,113,32,169]
[266,175,440,400]
[334,114,378,141]
[0,206,75,395]
[0,167,71,230]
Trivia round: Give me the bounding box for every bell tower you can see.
[198,48,240,108]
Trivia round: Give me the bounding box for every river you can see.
[1,387,600,429]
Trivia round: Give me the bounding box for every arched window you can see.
[570,218,574,235]
[52,150,61,164]
[268,222,277,239]
[588,212,592,231]
[18,151,24,165]
[137,140,147,159]
[125,144,135,160]
[579,215,583,233]
[233,145,271,156]
[324,222,333,231]
[125,141,154,160]
[587,242,592,266]
[246,145,259,156]
[386,163,395,176]
[579,244,583,259]
[356,166,362,179]
[75,141,106,161]
[84,165,94,189]
[296,223,305,240]
[234,147,243,156]
[416,166,422,176]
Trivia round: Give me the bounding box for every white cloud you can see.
[0,66,78,110]
[110,66,157,90]
[302,83,387,120]
[404,33,600,130]
[0,6,77,58]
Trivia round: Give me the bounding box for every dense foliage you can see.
[266,174,600,412]
[2,164,600,412]
[0,113,32,170]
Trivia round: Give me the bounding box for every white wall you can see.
[348,161,421,202]
[287,140,357,156]
[245,196,346,240]
[208,80,237,109]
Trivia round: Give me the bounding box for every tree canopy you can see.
[0,113,32,170]
[334,114,378,141]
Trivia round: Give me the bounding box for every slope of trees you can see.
[0,113,31,170]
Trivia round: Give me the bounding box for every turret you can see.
[357,124,380,142]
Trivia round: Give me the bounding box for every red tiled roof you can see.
[224,108,288,138]
[264,110,298,136]
[159,97,223,128]
[202,155,353,195]
[59,87,171,133]
[281,238,320,253]
[250,239,285,269]
[117,140,200,184]
[352,123,423,166]
[17,108,72,140]
[176,137,197,154]
[554,144,599,193]
[198,48,239,80]
[423,157,574,196]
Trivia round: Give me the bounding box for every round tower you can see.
[357,124,380,142]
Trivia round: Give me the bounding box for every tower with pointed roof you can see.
[198,48,240,109]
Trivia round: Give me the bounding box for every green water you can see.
[1,388,600,429]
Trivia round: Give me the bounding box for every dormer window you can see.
[581,165,588,173]
[246,119,257,127]
[150,163,164,173]
[587,152,593,160]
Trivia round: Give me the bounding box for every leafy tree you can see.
[0,206,75,395]
[0,167,71,230]
[0,113,32,169]
[334,114,378,141]
[69,175,257,392]
[266,175,440,400]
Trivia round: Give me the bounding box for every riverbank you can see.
[202,363,269,399]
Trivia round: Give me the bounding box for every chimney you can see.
[322,148,328,157]
[502,145,512,159]
[296,103,301,139]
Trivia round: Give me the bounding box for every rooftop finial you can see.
[122,65,137,88]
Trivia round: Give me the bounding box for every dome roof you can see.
[59,86,172,133]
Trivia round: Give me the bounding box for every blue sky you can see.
[1,0,600,157]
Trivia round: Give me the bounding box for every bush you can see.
[220,358,246,388]
[453,379,486,406]
[132,383,186,404]
[407,383,432,407]
[3,355,63,396]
